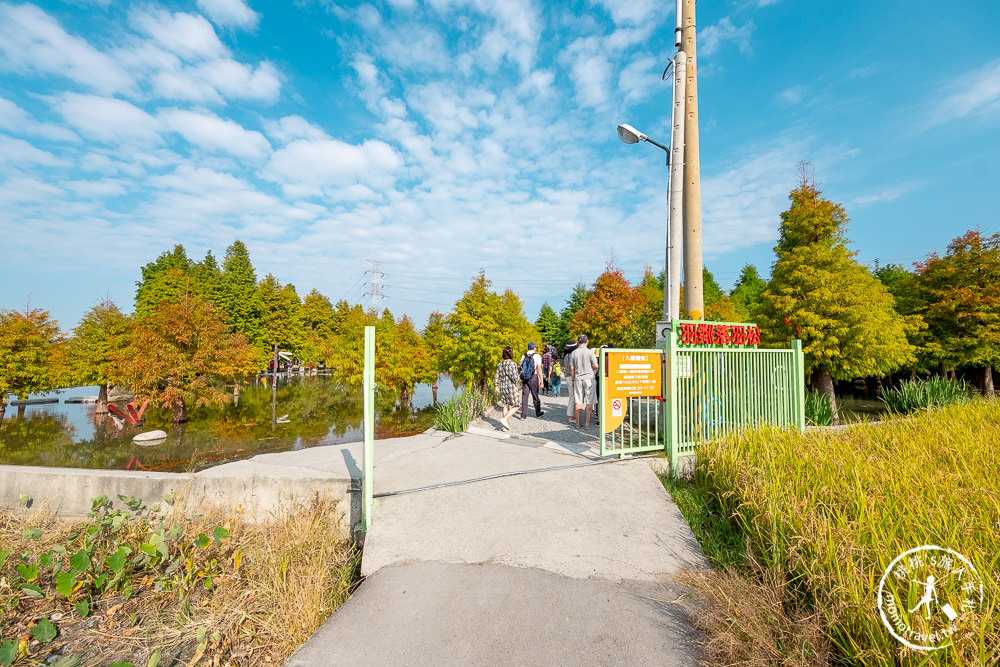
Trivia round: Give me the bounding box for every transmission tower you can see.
[363,260,386,312]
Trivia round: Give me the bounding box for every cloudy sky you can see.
[3,0,999,331]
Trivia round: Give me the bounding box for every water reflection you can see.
[0,376,457,472]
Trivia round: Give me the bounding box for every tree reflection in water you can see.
[0,375,456,472]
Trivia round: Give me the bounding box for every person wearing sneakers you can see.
[493,346,521,431]
[569,334,598,428]
[519,342,544,420]
[562,339,578,422]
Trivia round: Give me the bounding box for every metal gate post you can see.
[665,331,682,477]
[791,339,806,431]
[361,325,375,531]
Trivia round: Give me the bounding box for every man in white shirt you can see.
[568,334,598,427]
[519,342,545,419]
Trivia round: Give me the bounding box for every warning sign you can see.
[606,352,662,398]
[611,398,623,417]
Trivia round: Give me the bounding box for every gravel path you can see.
[469,391,601,447]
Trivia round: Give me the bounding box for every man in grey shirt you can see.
[569,334,598,427]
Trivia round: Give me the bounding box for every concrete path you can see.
[285,392,708,666]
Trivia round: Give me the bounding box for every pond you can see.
[0,375,458,472]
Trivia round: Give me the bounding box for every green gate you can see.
[599,329,805,475]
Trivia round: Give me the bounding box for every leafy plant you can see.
[879,376,972,414]
[804,388,834,426]
[433,388,495,432]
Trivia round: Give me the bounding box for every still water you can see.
[0,376,457,472]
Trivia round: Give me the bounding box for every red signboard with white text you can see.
[675,320,761,348]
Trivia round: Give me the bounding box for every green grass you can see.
[658,474,745,569]
[805,388,835,426]
[686,399,1000,666]
[433,387,496,432]
[880,377,973,414]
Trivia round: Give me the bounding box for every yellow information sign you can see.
[602,351,663,433]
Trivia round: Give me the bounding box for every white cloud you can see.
[777,85,806,106]
[130,9,226,61]
[264,115,329,143]
[66,179,127,198]
[159,108,271,160]
[926,58,1000,127]
[265,138,403,195]
[0,135,67,167]
[853,182,921,207]
[0,3,132,94]
[593,0,658,27]
[699,17,754,58]
[619,54,661,104]
[54,93,161,145]
[196,0,260,30]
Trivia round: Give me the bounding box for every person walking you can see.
[519,342,544,420]
[493,346,521,431]
[541,345,552,395]
[569,334,598,428]
[551,349,562,398]
[562,339,578,423]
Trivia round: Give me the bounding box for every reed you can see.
[880,377,973,414]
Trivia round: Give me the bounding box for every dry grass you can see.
[1,493,358,666]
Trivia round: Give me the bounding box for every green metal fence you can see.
[664,336,805,475]
[598,337,805,474]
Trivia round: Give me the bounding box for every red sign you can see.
[677,321,760,347]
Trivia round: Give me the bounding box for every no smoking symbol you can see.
[611,398,623,417]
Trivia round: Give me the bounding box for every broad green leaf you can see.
[30,618,57,643]
[16,563,38,582]
[0,640,17,666]
[69,549,91,573]
[212,526,230,544]
[147,649,161,667]
[18,493,30,507]
[195,533,210,548]
[74,600,90,617]
[107,547,127,573]
[20,582,44,597]
[22,527,42,540]
[39,552,53,568]
[56,571,75,597]
[50,657,82,667]
[0,549,8,569]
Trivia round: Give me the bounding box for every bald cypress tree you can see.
[220,240,264,349]
[758,171,916,423]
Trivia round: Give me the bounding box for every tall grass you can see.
[433,387,496,432]
[692,400,999,665]
[880,377,973,414]
[805,388,835,426]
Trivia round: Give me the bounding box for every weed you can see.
[434,387,496,432]
[880,376,973,414]
[804,388,834,426]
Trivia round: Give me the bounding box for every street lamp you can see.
[617,123,679,336]
[616,124,669,161]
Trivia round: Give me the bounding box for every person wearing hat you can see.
[569,333,598,428]
[519,342,545,420]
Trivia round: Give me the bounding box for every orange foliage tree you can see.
[571,267,651,348]
[114,295,262,422]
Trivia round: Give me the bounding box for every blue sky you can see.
[3,0,999,332]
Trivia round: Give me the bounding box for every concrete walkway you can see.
[285,391,708,666]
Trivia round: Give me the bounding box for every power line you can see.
[362,259,387,312]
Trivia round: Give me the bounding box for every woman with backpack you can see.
[551,347,563,397]
[493,346,521,431]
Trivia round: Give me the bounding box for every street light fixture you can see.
[616,124,669,161]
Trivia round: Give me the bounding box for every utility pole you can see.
[681,0,704,319]
[363,260,386,313]
[667,49,686,322]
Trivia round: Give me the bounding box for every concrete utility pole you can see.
[681,0,704,319]
[667,50,686,322]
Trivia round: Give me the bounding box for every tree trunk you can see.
[233,382,241,408]
[95,384,109,415]
[984,366,995,398]
[0,398,5,421]
[400,384,411,406]
[875,375,884,397]
[432,376,439,405]
[17,403,27,419]
[814,367,840,425]
[171,399,188,423]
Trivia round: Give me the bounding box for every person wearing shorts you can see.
[569,334,598,427]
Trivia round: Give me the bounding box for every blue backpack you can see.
[520,354,535,382]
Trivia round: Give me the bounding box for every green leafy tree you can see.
[703,267,740,322]
[442,271,538,390]
[134,245,192,318]
[376,312,435,403]
[534,303,562,346]
[114,295,262,422]
[220,240,264,348]
[757,173,916,422]
[259,274,304,355]
[571,267,648,348]
[302,289,336,338]
[0,307,63,419]
[327,304,377,387]
[874,261,934,373]
[558,282,589,346]
[731,264,767,323]
[191,250,224,305]
[66,299,133,414]
[912,230,1000,396]
[632,267,663,348]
